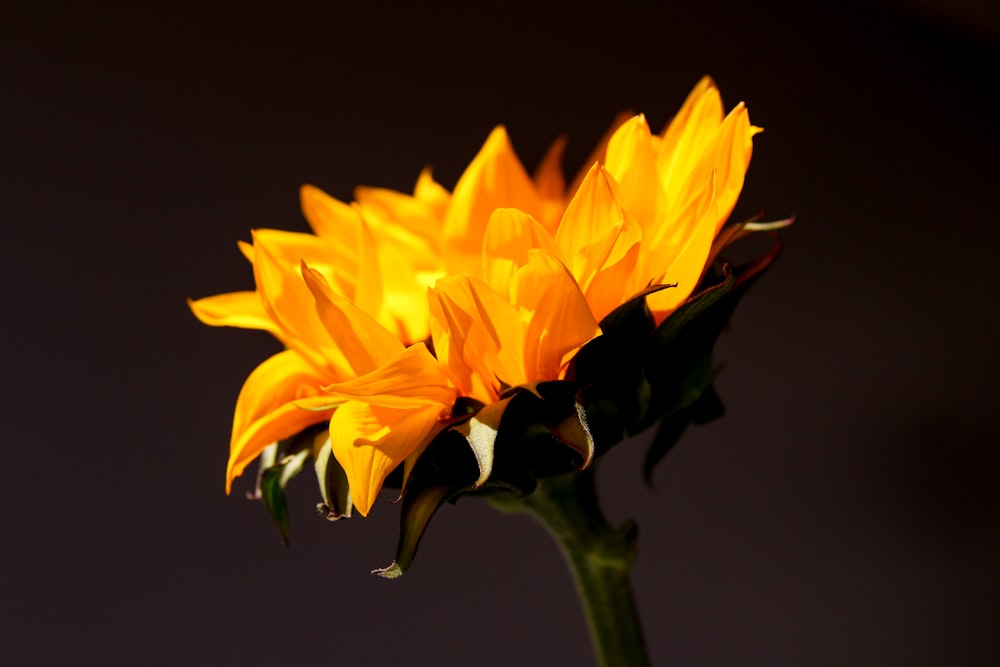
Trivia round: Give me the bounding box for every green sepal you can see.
[259,447,310,545]
[639,237,782,473]
[638,266,735,434]
[569,285,665,431]
[374,430,481,579]
[314,436,352,521]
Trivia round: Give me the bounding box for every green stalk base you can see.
[490,467,650,667]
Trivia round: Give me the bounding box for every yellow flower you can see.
[198,228,454,517]
[191,76,767,526]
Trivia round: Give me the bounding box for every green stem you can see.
[491,467,650,667]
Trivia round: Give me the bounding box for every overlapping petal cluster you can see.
[190,77,763,519]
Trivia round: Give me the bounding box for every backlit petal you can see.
[251,230,343,373]
[300,184,361,241]
[657,76,724,209]
[321,343,456,410]
[442,126,543,275]
[187,291,281,337]
[646,173,719,321]
[604,114,662,231]
[331,401,446,516]
[429,275,524,402]
[510,250,601,381]
[482,208,559,299]
[413,167,451,220]
[226,349,332,493]
[300,262,403,376]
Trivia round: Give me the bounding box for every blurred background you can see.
[3,0,998,664]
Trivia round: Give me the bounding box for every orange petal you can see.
[413,167,451,220]
[226,349,333,493]
[657,76,725,209]
[481,208,559,299]
[300,184,362,241]
[300,261,403,376]
[428,275,524,402]
[604,114,662,231]
[510,250,601,381]
[646,173,719,321]
[442,126,543,276]
[321,343,456,409]
[251,230,343,373]
[582,241,643,323]
[187,291,281,338]
[354,184,443,249]
[331,400,446,516]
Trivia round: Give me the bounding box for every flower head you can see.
[189,77,788,570]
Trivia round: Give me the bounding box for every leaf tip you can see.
[372,562,404,580]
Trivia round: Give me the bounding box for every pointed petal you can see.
[428,275,525,402]
[226,350,333,493]
[646,173,719,320]
[301,261,403,376]
[331,401,446,516]
[707,103,759,233]
[669,102,758,236]
[442,126,543,275]
[658,77,725,209]
[413,167,451,220]
[300,184,362,242]
[187,291,281,337]
[354,184,443,246]
[481,208,559,299]
[510,250,601,382]
[251,230,343,373]
[321,343,456,410]
[583,241,643,323]
[554,164,642,295]
[604,114,662,231]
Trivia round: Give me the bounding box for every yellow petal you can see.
[428,275,525,402]
[321,343,456,410]
[331,400,446,516]
[604,114,662,231]
[413,167,451,220]
[481,208,559,299]
[510,250,601,381]
[251,230,344,373]
[554,164,639,281]
[707,103,759,233]
[354,184,443,249]
[581,240,643,323]
[657,76,725,209]
[645,172,719,320]
[187,291,281,337]
[300,261,403,376]
[300,184,361,241]
[226,349,333,493]
[442,126,543,275]
[668,102,758,237]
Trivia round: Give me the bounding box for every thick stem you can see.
[491,467,650,667]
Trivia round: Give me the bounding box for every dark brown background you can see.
[3,1,998,664]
